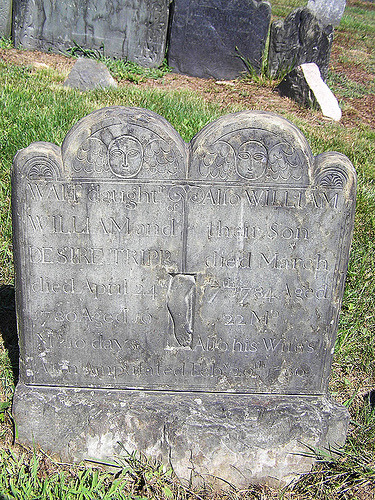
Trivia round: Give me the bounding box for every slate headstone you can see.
[12,0,170,68]
[307,0,346,27]
[277,63,341,121]
[12,107,356,487]
[63,58,118,91]
[0,0,12,38]
[168,0,271,80]
[267,7,333,81]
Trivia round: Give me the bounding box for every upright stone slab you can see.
[307,0,346,27]
[12,0,170,68]
[167,0,271,80]
[267,8,333,80]
[277,63,342,122]
[0,0,12,38]
[12,107,356,487]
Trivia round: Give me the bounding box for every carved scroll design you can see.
[143,139,180,175]
[199,141,235,180]
[142,0,170,66]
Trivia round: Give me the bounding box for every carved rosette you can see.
[313,152,357,193]
[13,142,63,181]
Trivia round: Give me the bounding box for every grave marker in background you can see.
[0,0,12,38]
[307,0,346,27]
[168,0,271,80]
[13,0,171,68]
[268,8,333,80]
[12,107,356,486]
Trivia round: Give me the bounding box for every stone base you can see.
[13,384,349,488]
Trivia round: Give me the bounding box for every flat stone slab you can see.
[12,107,356,486]
[63,58,118,91]
[277,63,342,121]
[168,0,271,80]
[268,8,333,81]
[12,0,171,68]
[13,386,349,487]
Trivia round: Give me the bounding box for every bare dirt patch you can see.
[0,46,374,129]
[0,47,75,76]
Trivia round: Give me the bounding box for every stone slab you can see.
[167,0,271,80]
[12,0,171,68]
[267,8,333,80]
[12,107,356,486]
[307,0,346,27]
[277,63,341,121]
[0,0,12,38]
[13,386,349,487]
[63,58,118,91]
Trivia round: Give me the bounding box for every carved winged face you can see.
[236,140,268,180]
[108,135,143,178]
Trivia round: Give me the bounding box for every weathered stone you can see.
[277,63,341,121]
[63,58,118,91]
[12,107,356,486]
[0,0,12,38]
[12,0,170,68]
[267,8,333,80]
[307,0,346,27]
[13,388,349,487]
[168,0,271,80]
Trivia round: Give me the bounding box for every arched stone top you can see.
[61,107,188,180]
[190,111,314,185]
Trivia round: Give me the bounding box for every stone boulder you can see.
[63,58,117,91]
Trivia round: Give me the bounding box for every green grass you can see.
[327,72,375,99]
[0,449,148,500]
[0,38,12,50]
[270,0,305,19]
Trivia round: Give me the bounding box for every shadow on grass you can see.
[0,284,19,384]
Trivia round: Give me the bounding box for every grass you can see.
[0,449,148,499]
[63,42,172,84]
[0,0,374,498]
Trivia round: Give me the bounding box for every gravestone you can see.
[267,8,333,81]
[63,58,118,91]
[307,0,346,27]
[0,0,12,38]
[277,63,342,121]
[167,0,271,80]
[12,107,356,487]
[12,0,170,68]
